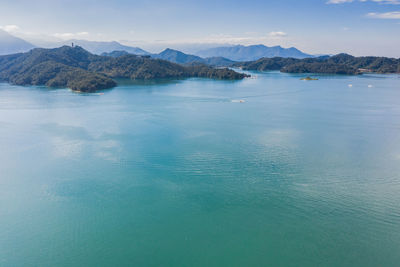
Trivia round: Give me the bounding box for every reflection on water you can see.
[0,73,400,266]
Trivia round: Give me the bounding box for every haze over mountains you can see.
[1,31,398,76]
[0,30,35,55]
[58,39,149,55]
[196,45,312,61]
[80,43,313,62]
[0,31,315,62]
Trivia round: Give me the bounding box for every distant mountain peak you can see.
[153,48,204,64]
[160,48,182,54]
[254,44,270,48]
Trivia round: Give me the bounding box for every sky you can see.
[0,0,399,56]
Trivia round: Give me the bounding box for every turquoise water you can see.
[1,72,400,266]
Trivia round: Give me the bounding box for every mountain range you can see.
[148,46,313,64]
[0,31,315,62]
[0,30,35,55]
[196,45,312,61]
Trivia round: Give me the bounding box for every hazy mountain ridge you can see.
[196,44,312,61]
[0,30,36,55]
[64,40,149,55]
[36,39,150,55]
[2,31,314,63]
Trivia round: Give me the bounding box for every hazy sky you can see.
[0,0,399,56]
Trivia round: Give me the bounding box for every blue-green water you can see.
[1,72,400,266]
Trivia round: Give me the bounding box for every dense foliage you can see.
[235,54,400,75]
[0,46,248,92]
[281,62,358,75]
[184,64,247,79]
[89,55,247,80]
[0,47,115,92]
[100,50,130,58]
[202,57,235,67]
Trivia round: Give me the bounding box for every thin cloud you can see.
[53,32,89,40]
[367,11,400,18]
[124,32,293,52]
[327,0,353,3]
[0,25,20,33]
[269,31,288,38]
[327,0,400,4]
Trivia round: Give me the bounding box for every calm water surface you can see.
[1,72,400,266]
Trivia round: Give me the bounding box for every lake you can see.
[1,71,400,266]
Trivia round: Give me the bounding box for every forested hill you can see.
[235,54,400,75]
[0,46,248,92]
[102,49,236,67]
